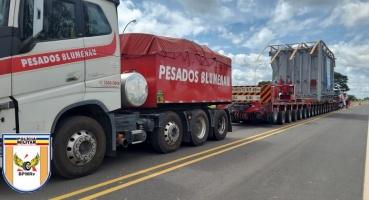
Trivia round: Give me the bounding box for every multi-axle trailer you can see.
[230,40,342,124]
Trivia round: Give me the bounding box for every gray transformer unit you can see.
[256,40,336,102]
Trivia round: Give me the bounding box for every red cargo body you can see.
[119,33,232,108]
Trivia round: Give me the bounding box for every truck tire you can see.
[285,110,292,123]
[52,116,106,179]
[277,110,285,125]
[151,111,183,154]
[212,109,228,140]
[190,109,209,146]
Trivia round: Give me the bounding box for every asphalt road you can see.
[1,103,368,200]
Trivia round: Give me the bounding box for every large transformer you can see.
[260,40,336,101]
[230,40,341,125]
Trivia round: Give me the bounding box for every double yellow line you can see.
[50,109,344,200]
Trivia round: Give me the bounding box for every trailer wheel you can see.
[285,110,292,123]
[52,116,106,179]
[302,108,307,119]
[277,110,285,125]
[151,111,183,154]
[297,109,302,120]
[212,109,228,140]
[306,108,310,118]
[291,109,297,121]
[190,109,209,146]
[270,108,278,124]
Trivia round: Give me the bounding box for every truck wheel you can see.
[52,116,106,179]
[291,109,297,121]
[212,109,228,140]
[151,111,183,153]
[277,110,285,125]
[190,109,209,146]
[285,110,292,123]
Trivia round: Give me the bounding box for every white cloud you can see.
[237,0,257,13]
[272,0,294,23]
[117,1,205,37]
[218,27,245,45]
[329,41,369,98]
[322,0,369,28]
[243,27,274,49]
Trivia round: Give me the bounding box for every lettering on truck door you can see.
[12,0,86,133]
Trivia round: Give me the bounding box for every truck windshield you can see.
[0,0,10,26]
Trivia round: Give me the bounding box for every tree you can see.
[348,95,357,101]
[364,97,369,101]
[258,81,270,86]
[334,71,350,92]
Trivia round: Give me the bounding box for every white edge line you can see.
[363,106,369,200]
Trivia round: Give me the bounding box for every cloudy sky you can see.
[117,0,369,99]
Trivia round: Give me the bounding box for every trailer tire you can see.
[190,109,209,146]
[52,116,106,179]
[306,108,310,118]
[297,109,302,120]
[277,110,285,125]
[151,111,183,154]
[271,108,278,124]
[212,109,228,141]
[285,110,292,123]
[302,108,307,119]
[291,109,297,121]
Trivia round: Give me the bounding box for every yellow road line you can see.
[50,110,340,200]
[79,111,336,200]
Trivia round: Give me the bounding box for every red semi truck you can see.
[230,40,341,124]
[0,0,232,179]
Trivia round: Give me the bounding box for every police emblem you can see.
[2,134,52,193]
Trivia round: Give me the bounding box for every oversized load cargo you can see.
[230,40,340,125]
[119,33,232,108]
[258,40,336,102]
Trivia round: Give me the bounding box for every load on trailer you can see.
[117,33,233,153]
[0,0,232,179]
[230,40,341,124]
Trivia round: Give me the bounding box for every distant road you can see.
[1,103,368,200]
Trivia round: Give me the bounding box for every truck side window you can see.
[36,0,77,41]
[0,0,10,26]
[83,2,112,37]
[23,0,76,41]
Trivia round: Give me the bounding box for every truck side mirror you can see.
[33,0,44,38]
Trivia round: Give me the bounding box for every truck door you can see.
[81,0,121,107]
[0,0,11,99]
[11,0,86,132]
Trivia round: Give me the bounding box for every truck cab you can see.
[1,0,232,179]
[0,0,122,174]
